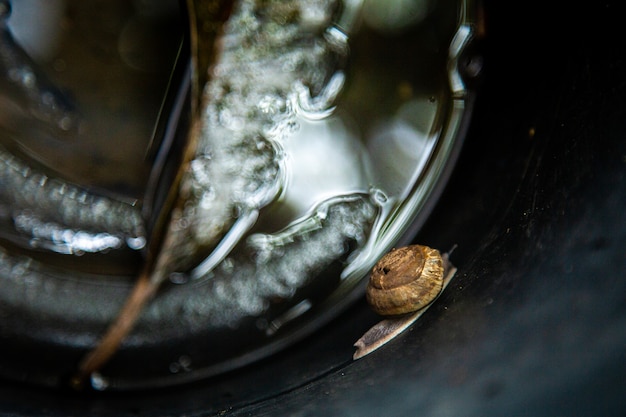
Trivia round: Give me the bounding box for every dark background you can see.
[1,0,625,415]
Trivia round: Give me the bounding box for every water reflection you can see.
[365,97,439,200]
[0,0,474,388]
[5,0,65,61]
[362,0,431,33]
[276,113,371,227]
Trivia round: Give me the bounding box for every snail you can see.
[353,245,457,360]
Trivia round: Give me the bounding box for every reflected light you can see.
[365,97,438,200]
[362,0,430,33]
[7,0,66,61]
[279,114,371,221]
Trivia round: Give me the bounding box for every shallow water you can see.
[0,0,474,388]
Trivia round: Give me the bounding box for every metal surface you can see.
[0,0,625,415]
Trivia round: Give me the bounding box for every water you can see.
[0,144,145,255]
[0,0,473,388]
[174,194,379,328]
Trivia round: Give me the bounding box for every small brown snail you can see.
[353,245,456,359]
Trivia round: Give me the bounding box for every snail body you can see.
[354,244,456,360]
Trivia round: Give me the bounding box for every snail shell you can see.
[354,244,456,360]
[366,245,444,316]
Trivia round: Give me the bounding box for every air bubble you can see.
[179,355,192,369]
[126,236,146,250]
[169,272,188,285]
[372,188,389,204]
[58,115,74,131]
[90,372,109,391]
[169,362,181,374]
[169,355,192,373]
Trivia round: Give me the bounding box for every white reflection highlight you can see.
[448,24,473,96]
[14,213,124,254]
[278,114,371,223]
[366,97,439,200]
[294,72,345,120]
[362,0,430,33]
[7,0,66,61]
